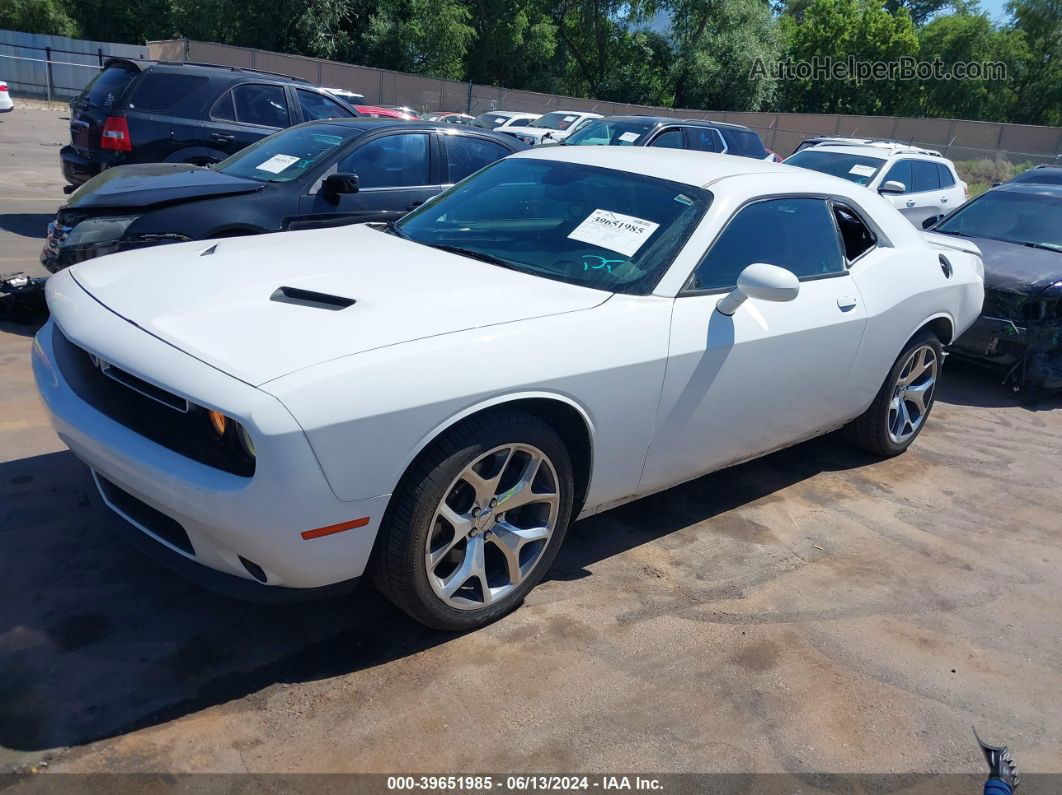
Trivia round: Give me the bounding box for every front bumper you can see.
[32,294,390,592]
[950,314,1062,389]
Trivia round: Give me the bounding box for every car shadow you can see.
[0,431,880,754]
[0,213,52,239]
[937,357,1062,412]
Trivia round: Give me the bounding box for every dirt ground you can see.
[1,107,1061,779]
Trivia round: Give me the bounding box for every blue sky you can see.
[978,0,1012,22]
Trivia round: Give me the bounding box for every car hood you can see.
[64,163,264,211]
[68,224,609,385]
[942,234,1061,294]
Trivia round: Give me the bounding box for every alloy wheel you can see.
[887,344,939,445]
[425,444,560,610]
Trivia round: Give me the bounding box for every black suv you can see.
[560,115,771,159]
[61,59,361,187]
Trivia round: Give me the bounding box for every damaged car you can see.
[41,118,525,272]
[929,182,1062,389]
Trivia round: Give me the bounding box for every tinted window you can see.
[936,190,1062,250]
[937,163,956,188]
[565,118,655,146]
[834,205,876,260]
[216,124,361,182]
[232,84,290,128]
[783,150,885,186]
[508,118,533,128]
[297,89,355,121]
[693,198,845,290]
[77,64,138,110]
[396,158,712,295]
[474,112,510,128]
[339,133,430,188]
[210,90,235,121]
[912,160,940,192]
[882,160,913,193]
[722,129,768,158]
[124,73,208,112]
[687,128,723,153]
[650,130,684,149]
[444,135,509,183]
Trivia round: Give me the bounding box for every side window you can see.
[297,89,355,121]
[210,90,236,121]
[232,84,290,128]
[444,135,509,183]
[126,74,208,112]
[937,163,956,188]
[833,204,876,261]
[650,129,684,149]
[338,133,430,188]
[687,128,723,153]
[912,160,940,192]
[508,118,532,128]
[692,198,845,291]
[883,159,912,193]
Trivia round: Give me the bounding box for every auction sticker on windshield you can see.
[257,154,301,174]
[618,131,640,143]
[849,164,877,177]
[568,209,660,257]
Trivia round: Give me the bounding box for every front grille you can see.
[97,475,194,555]
[53,327,255,477]
[982,288,1027,321]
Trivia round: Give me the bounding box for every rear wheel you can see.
[845,332,942,456]
[372,409,574,631]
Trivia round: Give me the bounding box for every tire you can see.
[844,331,943,457]
[372,409,575,631]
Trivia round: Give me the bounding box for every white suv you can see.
[507,111,603,145]
[784,141,966,228]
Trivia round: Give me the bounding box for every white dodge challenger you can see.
[33,147,984,630]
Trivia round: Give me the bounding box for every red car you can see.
[355,105,413,120]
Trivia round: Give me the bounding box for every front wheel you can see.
[372,409,574,631]
[845,332,943,457]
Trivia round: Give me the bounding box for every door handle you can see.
[405,200,424,211]
[837,296,858,312]
[905,200,915,207]
[210,132,235,142]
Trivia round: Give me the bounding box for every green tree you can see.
[665,0,783,110]
[463,0,558,90]
[780,0,920,115]
[362,0,475,78]
[918,11,1025,120]
[0,0,79,37]
[1007,0,1062,124]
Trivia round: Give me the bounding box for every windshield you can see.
[394,158,711,295]
[1009,169,1062,186]
[784,150,886,186]
[474,113,513,129]
[530,112,583,130]
[216,124,363,183]
[937,190,1062,251]
[565,119,656,147]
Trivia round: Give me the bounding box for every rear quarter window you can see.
[723,129,767,158]
[125,74,210,112]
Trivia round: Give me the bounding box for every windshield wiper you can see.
[383,220,408,239]
[427,243,522,270]
[1023,241,1062,253]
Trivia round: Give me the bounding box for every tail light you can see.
[100,116,132,152]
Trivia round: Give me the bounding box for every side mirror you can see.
[921,215,941,230]
[716,263,800,316]
[323,172,359,195]
[879,180,906,194]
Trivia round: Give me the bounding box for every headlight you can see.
[63,215,138,248]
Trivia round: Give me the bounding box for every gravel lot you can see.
[1,106,1061,779]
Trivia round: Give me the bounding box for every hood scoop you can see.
[269,285,356,311]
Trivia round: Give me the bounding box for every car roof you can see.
[596,115,751,132]
[799,144,948,162]
[113,58,315,85]
[479,110,539,118]
[994,182,1062,197]
[282,117,526,138]
[516,145,811,187]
